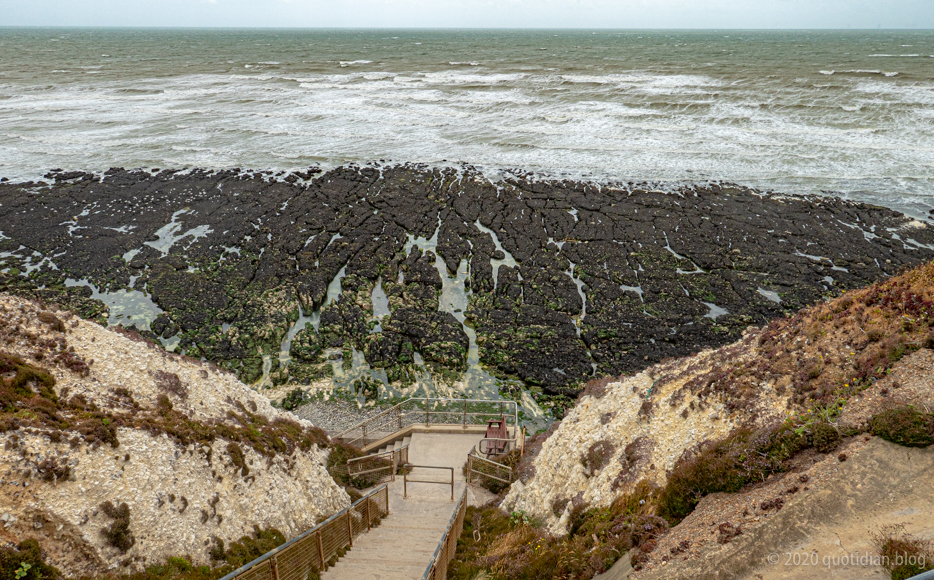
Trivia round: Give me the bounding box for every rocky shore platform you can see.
[1,165,932,408]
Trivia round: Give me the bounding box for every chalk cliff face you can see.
[504,259,934,536]
[0,293,349,576]
[502,330,788,534]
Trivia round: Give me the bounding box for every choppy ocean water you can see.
[1,28,933,218]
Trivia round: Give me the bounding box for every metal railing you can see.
[466,448,515,486]
[422,487,468,580]
[404,465,455,501]
[346,444,409,484]
[334,398,520,450]
[218,484,389,580]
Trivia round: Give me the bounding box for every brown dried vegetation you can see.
[100,501,135,553]
[669,261,934,414]
[0,300,331,463]
[581,440,615,478]
[450,481,659,580]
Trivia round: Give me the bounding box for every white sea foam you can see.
[1,30,933,220]
[823,69,899,77]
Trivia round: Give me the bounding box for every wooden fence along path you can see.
[335,398,520,452]
[218,485,389,580]
[222,397,525,580]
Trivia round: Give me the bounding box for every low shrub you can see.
[152,370,188,400]
[220,526,286,569]
[812,421,841,453]
[449,481,657,580]
[872,524,934,580]
[658,422,817,523]
[81,554,226,580]
[871,406,934,448]
[581,440,615,477]
[326,441,367,488]
[227,443,249,477]
[658,428,769,523]
[0,539,61,580]
[37,311,65,333]
[37,456,70,482]
[100,501,135,553]
[578,376,615,400]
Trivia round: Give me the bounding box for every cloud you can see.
[0,0,931,28]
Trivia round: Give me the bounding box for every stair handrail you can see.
[218,483,389,580]
[467,446,515,484]
[346,443,410,482]
[346,442,410,467]
[423,486,469,580]
[334,397,520,449]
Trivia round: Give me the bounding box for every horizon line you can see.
[2,25,933,31]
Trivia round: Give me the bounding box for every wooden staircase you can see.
[321,432,481,580]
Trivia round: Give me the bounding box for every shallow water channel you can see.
[269,221,551,428]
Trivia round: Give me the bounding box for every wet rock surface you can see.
[1,165,932,398]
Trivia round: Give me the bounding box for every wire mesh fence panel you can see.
[237,561,273,580]
[275,536,319,580]
[467,451,514,485]
[319,522,345,564]
[349,503,367,538]
[370,489,389,522]
[338,398,520,448]
[222,485,389,580]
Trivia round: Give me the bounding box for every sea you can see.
[1,28,933,218]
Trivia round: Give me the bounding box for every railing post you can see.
[271,556,280,580]
[426,404,430,426]
[347,511,353,547]
[450,468,454,501]
[362,423,367,445]
[463,399,467,427]
[317,530,325,571]
[365,495,371,531]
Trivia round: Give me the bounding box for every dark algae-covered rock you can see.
[1,165,932,398]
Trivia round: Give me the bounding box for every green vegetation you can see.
[211,527,287,569]
[581,440,615,478]
[657,421,819,523]
[871,405,934,448]
[671,261,934,415]
[449,481,658,579]
[100,501,135,553]
[1,540,61,580]
[453,400,934,579]
[873,524,934,580]
[1,339,329,460]
[0,529,288,580]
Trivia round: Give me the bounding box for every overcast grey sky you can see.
[1,0,933,29]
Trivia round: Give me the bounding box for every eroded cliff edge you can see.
[0,293,349,576]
